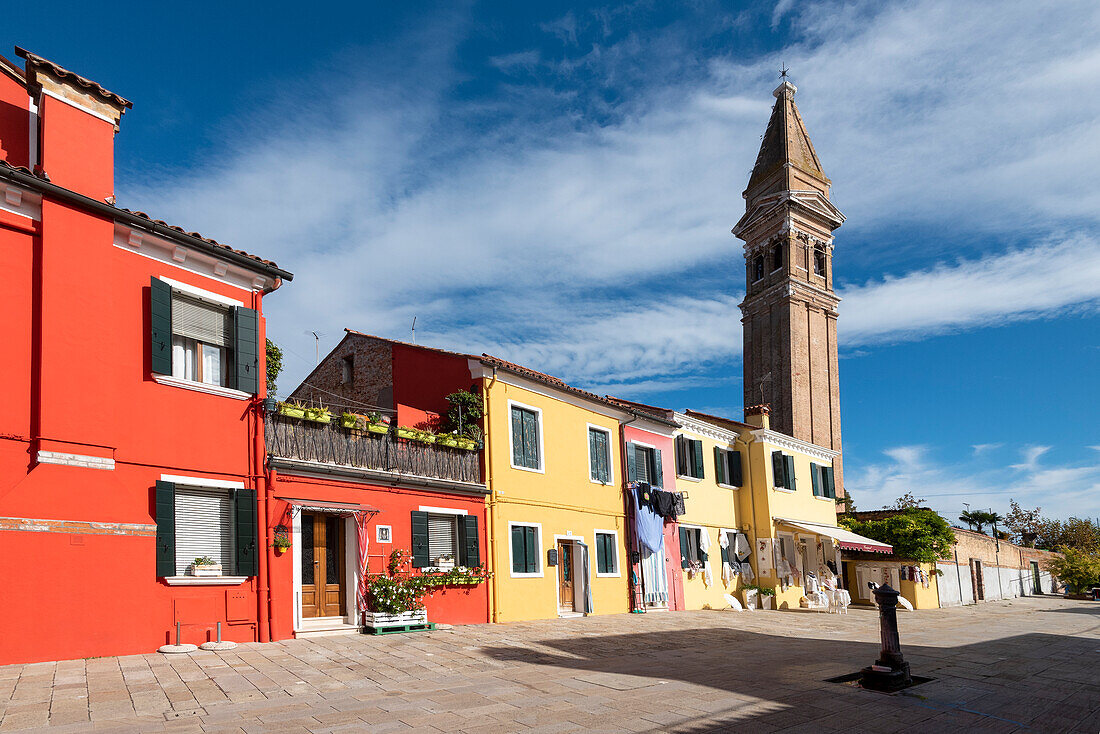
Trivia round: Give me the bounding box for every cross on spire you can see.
[780,64,789,81]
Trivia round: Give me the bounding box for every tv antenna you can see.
[306,330,325,365]
[411,316,416,344]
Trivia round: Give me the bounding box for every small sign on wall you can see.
[547,548,558,567]
[376,525,392,543]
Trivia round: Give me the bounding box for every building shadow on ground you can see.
[478,620,1099,733]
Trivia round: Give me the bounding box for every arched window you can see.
[772,244,784,272]
[752,255,765,282]
[814,247,827,276]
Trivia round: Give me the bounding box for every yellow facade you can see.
[844,560,940,609]
[477,369,631,622]
[671,414,752,610]
[685,411,848,611]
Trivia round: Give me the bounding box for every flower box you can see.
[304,408,332,424]
[189,563,222,578]
[437,436,459,447]
[396,427,418,440]
[366,423,389,435]
[340,413,360,429]
[363,609,427,628]
[453,438,477,450]
[277,404,306,419]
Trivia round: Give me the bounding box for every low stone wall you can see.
[936,528,1061,607]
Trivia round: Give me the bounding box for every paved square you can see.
[1,596,1098,732]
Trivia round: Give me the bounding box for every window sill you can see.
[163,576,249,586]
[773,487,797,493]
[813,495,836,502]
[509,463,545,475]
[153,374,251,400]
[717,483,741,490]
[509,571,544,578]
[676,475,702,483]
[595,572,621,578]
[589,478,615,486]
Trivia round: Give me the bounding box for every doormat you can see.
[823,671,934,694]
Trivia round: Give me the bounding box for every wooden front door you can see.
[558,542,574,611]
[1031,561,1041,594]
[301,513,345,618]
[972,559,985,601]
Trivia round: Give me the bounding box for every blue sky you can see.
[10,1,1100,523]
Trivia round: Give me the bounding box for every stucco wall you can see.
[936,529,1061,607]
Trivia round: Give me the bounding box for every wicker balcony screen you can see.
[266,414,481,485]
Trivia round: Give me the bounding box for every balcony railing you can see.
[266,413,482,486]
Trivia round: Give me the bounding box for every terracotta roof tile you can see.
[604,396,679,427]
[343,329,477,360]
[479,354,629,414]
[15,47,132,109]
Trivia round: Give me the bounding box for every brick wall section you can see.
[289,334,394,413]
[0,516,156,536]
[950,527,1061,571]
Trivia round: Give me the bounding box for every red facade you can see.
[0,50,291,664]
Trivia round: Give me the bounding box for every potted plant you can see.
[366,412,390,434]
[363,549,428,631]
[189,556,221,577]
[395,425,419,441]
[340,412,362,429]
[272,525,291,554]
[415,428,436,444]
[303,406,332,424]
[434,552,456,570]
[277,401,306,419]
[437,433,460,448]
[758,586,776,609]
[453,436,477,450]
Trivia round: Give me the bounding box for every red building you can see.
[0,49,292,664]
[268,330,490,636]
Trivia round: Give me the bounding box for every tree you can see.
[1045,547,1100,594]
[1035,517,1100,553]
[959,510,983,533]
[443,389,483,439]
[1005,499,1043,546]
[266,338,284,397]
[839,508,956,564]
[892,492,926,510]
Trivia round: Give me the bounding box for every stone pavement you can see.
[1,596,1098,733]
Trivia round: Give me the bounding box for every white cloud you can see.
[1011,445,1052,472]
[972,443,1002,457]
[120,0,1100,397]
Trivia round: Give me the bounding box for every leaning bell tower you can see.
[733,79,846,497]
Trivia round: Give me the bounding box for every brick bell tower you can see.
[733,79,847,499]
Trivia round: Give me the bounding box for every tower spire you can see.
[745,78,827,199]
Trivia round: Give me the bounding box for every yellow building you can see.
[686,406,891,611]
[472,355,641,622]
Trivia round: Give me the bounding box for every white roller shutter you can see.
[172,294,232,347]
[427,514,457,565]
[175,487,235,575]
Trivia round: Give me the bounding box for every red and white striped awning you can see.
[775,517,893,554]
[277,498,380,516]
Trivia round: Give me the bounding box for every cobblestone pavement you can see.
[1,596,1098,733]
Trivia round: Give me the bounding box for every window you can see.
[171,294,232,387]
[410,511,479,568]
[814,247,827,276]
[714,447,744,487]
[510,523,541,576]
[675,436,704,479]
[752,255,765,282]
[811,463,836,499]
[627,443,663,487]
[588,426,612,484]
[375,525,392,543]
[771,450,797,490]
[772,243,784,272]
[154,479,257,580]
[150,277,260,394]
[510,403,542,471]
[341,355,354,384]
[595,531,618,576]
[678,526,706,568]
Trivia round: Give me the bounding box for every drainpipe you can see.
[953,542,964,605]
[618,413,639,611]
[253,291,271,643]
[734,435,758,578]
[483,368,499,623]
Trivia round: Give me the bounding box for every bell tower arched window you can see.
[752,255,765,282]
[772,244,784,272]
[813,246,827,276]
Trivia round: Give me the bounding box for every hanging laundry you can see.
[740,562,754,583]
[900,566,909,582]
[698,530,713,587]
[653,490,679,519]
[756,538,773,574]
[633,486,665,554]
[673,492,686,517]
[734,533,752,562]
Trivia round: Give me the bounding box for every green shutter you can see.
[675,436,685,476]
[692,440,704,479]
[714,446,726,485]
[653,449,663,488]
[772,451,785,488]
[524,526,537,573]
[596,430,609,483]
[234,307,260,394]
[785,455,797,491]
[811,464,822,497]
[626,442,637,482]
[235,488,258,576]
[679,526,690,569]
[155,480,175,577]
[411,511,429,568]
[730,451,743,487]
[458,515,480,567]
[150,278,173,375]
[824,466,836,499]
[589,429,599,481]
[511,408,524,467]
[511,525,525,573]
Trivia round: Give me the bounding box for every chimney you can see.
[17,48,131,201]
[744,404,770,430]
